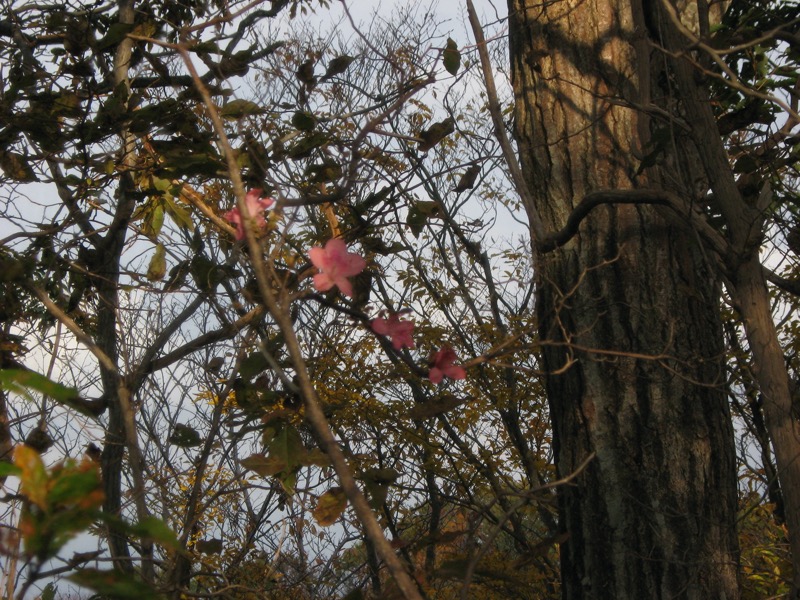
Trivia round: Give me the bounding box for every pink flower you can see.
[224,189,275,241]
[371,313,415,350]
[308,238,366,297]
[428,345,466,384]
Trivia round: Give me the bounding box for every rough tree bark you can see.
[508,0,740,597]
[650,0,800,593]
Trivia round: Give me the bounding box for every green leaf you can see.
[305,160,342,183]
[406,201,442,237]
[261,425,277,447]
[296,58,316,84]
[415,200,442,217]
[323,55,355,79]
[164,260,191,292]
[286,132,329,159]
[268,425,305,472]
[418,118,455,152]
[162,155,222,178]
[291,111,317,131]
[0,151,37,182]
[406,208,427,238]
[240,352,269,379]
[407,394,467,419]
[299,447,330,468]
[359,237,406,256]
[52,92,81,118]
[127,517,180,550]
[0,369,94,415]
[363,481,390,510]
[443,38,461,76]
[359,467,400,484]
[151,176,172,193]
[163,195,194,230]
[220,99,264,119]
[96,23,136,50]
[147,244,167,282]
[0,462,21,478]
[454,164,481,193]
[0,256,27,282]
[41,582,56,600]
[0,369,76,402]
[138,200,165,240]
[128,99,180,134]
[195,538,223,554]
[435,558,471,579]
[48,468,102,506]
[240,453,285,477]
[168,424,202,448]
[359,468,399,510]
[190,256,222,291]
[69,569,163,599]
[278,469,297,495]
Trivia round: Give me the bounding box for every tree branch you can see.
[177,44,425,600]
[465,0,545,242]
[536,189,729,261]
[144,306,264,376]
[764,267,800,298]
[27,283,118,374]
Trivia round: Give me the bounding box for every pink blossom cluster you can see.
[427,346,467,384]
[224,189,275,241]
[227,217,467,383]
[371,312,415,351]
[305,238,466,383]
[308,238,367,298]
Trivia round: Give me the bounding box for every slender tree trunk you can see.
[647,0,800,590]
[99,0,155,579]
[508,0,739,597]
[732,258,800,594]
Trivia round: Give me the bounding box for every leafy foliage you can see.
[0,0,797,598]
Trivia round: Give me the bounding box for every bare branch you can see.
[465,0,545,242]
[27,284,118,374]
[536,189,729,261]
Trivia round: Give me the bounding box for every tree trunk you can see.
[646,0,800,591]
[508,0,740,597]
[732,258,800,594]
[99,0,155,577]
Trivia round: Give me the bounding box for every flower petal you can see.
[342,254,367,276]
[335,276,354,297]
[371,318,390,335]
[309,246,332,270]
[313,273,335,292]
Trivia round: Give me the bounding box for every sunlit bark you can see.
[508,0,740,596]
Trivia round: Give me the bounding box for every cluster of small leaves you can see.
[0,1,566,599]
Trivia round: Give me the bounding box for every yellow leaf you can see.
[14,446,48,509]
[312,487,347,527]
[240,453,285,477]
[147,244,167,281]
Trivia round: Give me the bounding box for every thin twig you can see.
[465,0,545,242]
[27,284,118,374]
[459,452,596,600]
[176,41,425,600]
